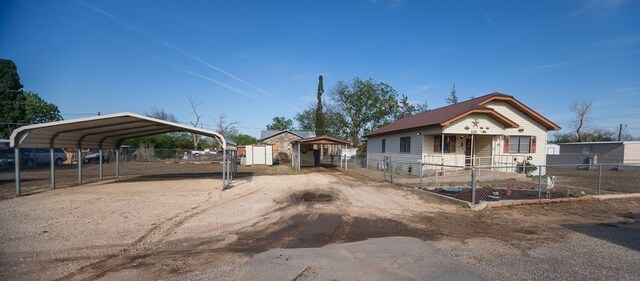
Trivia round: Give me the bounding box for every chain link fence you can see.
[339,155,640,206]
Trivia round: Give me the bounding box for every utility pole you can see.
[618,124,626,141]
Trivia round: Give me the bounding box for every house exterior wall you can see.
[261,132,303,163]
[367,131,424,165]
[624,143,640,164]
[483,101,549,167]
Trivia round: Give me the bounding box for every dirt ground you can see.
[0,161,295,200]
[1,168,639,280]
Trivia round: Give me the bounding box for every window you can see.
[433,135,456,153]
[509,136,531,153]
[382,139,386,153]
[581,146,592,155]
[400,137,411,153]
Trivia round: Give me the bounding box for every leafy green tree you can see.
[315,75,325,136]
[395,95,416,119]
[331,77,399,146]
[24,91,62,124]
[446,83,458,105]
[295,103,346,139]
[233,133,258,145]
[394,95,429,120]
[266,116,294,130]
[0,59,27,138]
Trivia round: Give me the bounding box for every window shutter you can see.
[530,136,537,153]
[433,136,439,153]
[503,136,510,153]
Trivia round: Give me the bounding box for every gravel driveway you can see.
[0,168,638,280]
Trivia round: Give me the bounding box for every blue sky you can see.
[1,0,639,138]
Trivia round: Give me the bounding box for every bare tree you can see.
[214,112,239,138]
[570,101,593,142]
[188,97,203,149]
[145,107,178,122]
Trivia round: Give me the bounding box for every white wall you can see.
[484,101,549,166]
[367,131,424,163]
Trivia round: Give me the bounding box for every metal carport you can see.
[9,112,237,196]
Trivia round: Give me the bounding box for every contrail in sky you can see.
[76,0,295,107]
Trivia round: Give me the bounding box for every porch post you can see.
[297,142,301,170]
[471,134,475,167]
[441,133,444,165]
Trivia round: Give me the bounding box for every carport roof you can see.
[10,112,237,150]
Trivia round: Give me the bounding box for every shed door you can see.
[253,146,266,165]
[266,146,273,166]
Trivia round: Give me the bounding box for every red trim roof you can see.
[364,93,560,138]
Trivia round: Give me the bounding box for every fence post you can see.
[537,165,542,199]
[419,163,424,189]
[597,164,602,195]
[390,160,394,184]
[471,167,477,206]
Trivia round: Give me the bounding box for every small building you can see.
[547,143,560,155]
[242,144,274,166]
[364,93,560,169]
[260,130,315,163]
[291,135,351,169]
[548,141,640,165]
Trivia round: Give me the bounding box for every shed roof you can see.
[365,92,560,138]
[9,112,237,150]
[291,135,351,145]
[260,130,315,140]
[559,141,640,145]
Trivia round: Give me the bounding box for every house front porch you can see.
[422,133,537,169]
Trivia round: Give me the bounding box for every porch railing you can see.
[423,154,532,171]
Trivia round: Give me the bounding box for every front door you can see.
[313,149,320,167]
[465,139,472,166]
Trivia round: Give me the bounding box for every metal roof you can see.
[559,141,640,145]
[260,130,316,140]
[9,112,237,150]
[291,135,351,145]
[364,93,561,138]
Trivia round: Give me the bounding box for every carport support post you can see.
[99,149,103,181]
[77,147,82,184]
[115,149,120,178]
[50,147,56,189]
[222,149,227,189]
[15,146,21,196]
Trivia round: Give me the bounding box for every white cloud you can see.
[411,84,435,93]
[481,10,499,29]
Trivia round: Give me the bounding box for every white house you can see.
[364,93,560,169]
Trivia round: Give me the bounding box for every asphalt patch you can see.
[229,213,439,254]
